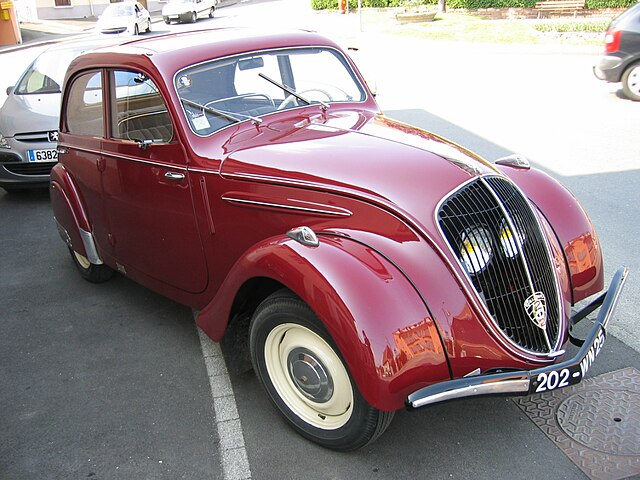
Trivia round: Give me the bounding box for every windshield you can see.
[175,47,366,136]
[14,48,79,95]
[103,4,134,17]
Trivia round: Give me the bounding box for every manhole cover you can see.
[556,390,640,456]
[514,367,640,480]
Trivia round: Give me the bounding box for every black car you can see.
[594,2,640,101]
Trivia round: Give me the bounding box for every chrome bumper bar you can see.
[406,266,629,410]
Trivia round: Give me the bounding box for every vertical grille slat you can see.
[438,176,561,354]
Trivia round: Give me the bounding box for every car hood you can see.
[220,110,499,231]
[0,93,60,136]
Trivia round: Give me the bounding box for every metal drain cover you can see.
[515,367,640,480]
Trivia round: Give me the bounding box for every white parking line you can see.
[197,326,252,480]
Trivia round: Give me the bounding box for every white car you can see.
[96,1,151,35]
[162,0,217,24]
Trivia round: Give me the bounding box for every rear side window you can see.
[65,71,104,137]
[110,70,174,143]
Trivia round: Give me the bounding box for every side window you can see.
[110,70,174,143]
[66,71,104,137]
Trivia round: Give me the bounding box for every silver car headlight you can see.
[459,226,492,275]
[0,132,11,149]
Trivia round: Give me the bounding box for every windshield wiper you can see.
[181,98,263,126]
[258,73,329,111]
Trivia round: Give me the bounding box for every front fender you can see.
[196,234,450,411]
[497,165,604,304]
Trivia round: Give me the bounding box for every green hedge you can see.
[585,0,636,8]
[311,0,636,9]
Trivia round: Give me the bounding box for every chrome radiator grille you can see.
[438,176,560,354]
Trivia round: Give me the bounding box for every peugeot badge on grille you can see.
[524,292,547,330]
[48,131,59,142]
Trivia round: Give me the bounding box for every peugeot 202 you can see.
[51,29,628,451]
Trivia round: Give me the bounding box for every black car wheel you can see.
[249,289,394,451]
[190,11,197,22]
[134,24,139,35]
[209,6,215,17]
[70,248,114,283]
[622,61,640,101]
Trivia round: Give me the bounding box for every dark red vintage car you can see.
[51,28,627,451]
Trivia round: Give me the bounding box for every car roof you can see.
[67,28,341,79]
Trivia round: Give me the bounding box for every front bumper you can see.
[406,266,628,409]
[0,137,57,188]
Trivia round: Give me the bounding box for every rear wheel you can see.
[249,290,394,451]
[70,248,114,283]
[209,6,215,17]
[622,61,640,101]
[190,11,197,22]
[134,24,139,35]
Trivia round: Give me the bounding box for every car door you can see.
[100,69,208,294]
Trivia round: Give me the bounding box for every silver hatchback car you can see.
[0,38,125,193]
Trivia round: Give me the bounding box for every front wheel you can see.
[69,248,114,283]
[190,11,197,22]
[249,290,394,451]
[622,61,640,101]
[133,24,139,35]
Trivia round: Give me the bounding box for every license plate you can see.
[28,149,58,163]
[531,327,605,394]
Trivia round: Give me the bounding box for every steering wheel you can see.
[277,88,333,110]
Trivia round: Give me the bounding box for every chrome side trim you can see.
[100,150,187,170]
[79,228,103,265]
[221,195,352,217]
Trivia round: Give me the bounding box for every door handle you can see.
[165,172,185,181]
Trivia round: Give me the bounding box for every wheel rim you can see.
[74,251,91,270]
[209,7,214,17]
[626,65,640,97]
[264,323,353,430]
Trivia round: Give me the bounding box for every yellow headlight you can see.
[459,226,492,275]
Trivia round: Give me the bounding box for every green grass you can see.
[362,11,610,45]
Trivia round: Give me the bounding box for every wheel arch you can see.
[195,233,450,411]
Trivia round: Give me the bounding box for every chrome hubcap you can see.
[287,348,333,403]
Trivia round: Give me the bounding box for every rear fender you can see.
[497,165,604,304]
[50,164,102,264]
[196,234,450,411]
